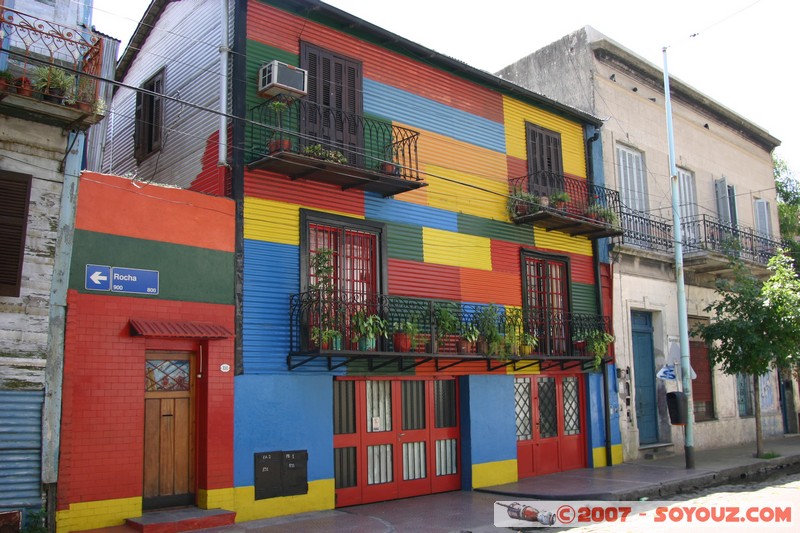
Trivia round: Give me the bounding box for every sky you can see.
[91,0,799,173]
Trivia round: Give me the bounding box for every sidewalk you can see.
[97,435,800,533]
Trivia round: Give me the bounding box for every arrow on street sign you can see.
[85,264,111,291]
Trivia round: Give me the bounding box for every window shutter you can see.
[715,177,732,224]
[617,146,647,212]
[134,90,144,160]
[677,168,697,220]
[151,71,164,153]
[690,340,714,421]
[0,171,32,297]
[754,199,771,236]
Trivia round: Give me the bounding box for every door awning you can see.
[129,318,233,339]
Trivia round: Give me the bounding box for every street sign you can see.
[84,264,159,295]
[110,267,159,295]
[85,264,111,291]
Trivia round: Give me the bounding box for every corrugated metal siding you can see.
[104,0,222,189]
[0,390,43,510]
[385,222,424,262]
[422,228,492,271]
[242,240,299,373]
[571,283,597,315]
[491,241,523,273]
[424,164,507,220]
[364,80,504,153]
[533,227,592,256]
[245,171,365,217]
[461,269,522,307]
[457,213,535,246]
[247,2,505,123]
[502,96,587,178]
[415,128,508,187]
[387,259,461,301]
[365,194,458,233]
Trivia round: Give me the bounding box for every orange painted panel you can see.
[245,169,365,217]
[388,258,461,301]
[247,3,504,123]
[507,155,527,181]
[460,269,522,307]
[533,245,595,285]
[76,172,235,252]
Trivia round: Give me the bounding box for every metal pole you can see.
[662,47,695,469]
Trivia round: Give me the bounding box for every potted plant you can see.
[308,248,341,348]
[474,304,501,355]
[311,326,342,350]
[585,204,619,226]
[505,308,524,356]
[392,318,419,352]
[457,324,479,354]
[32,65,74,104]
[268,98,291,152]
[520,332,538,356]
[0,71,14,92]
[507,189,540,219]
[550,191,571,209]
[584,329,615,369]
[70,76,96,113]
[432,303,460,353]
[14,76,33,97]
[351,310,387,351]
[302,143,348,164]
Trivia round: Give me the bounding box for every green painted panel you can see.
[70,230,234,305]
[386,222,424,262]
[571,282,597,315]
[457,212,535,246]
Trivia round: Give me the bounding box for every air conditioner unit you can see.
[258,60,308,97]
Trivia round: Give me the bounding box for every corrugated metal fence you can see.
[0,390,43,512]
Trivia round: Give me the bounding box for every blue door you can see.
[632,312,658,445]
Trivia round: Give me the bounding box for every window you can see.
[736,373,754,417]
[754,199,772,236]
[300,43,363,161]
[521,251,570,355]
[678,168,699,244]
[525,123,563,196]
[714,176,738,226]
[617,145,648,212]
[0,170,32,297]
[689,338,715,422]
[134,69,164,161]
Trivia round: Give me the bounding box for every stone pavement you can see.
[92,435,800,533]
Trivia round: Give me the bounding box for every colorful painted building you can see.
[72,0,626,528]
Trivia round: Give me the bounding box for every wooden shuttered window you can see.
[690,340,715,421]
[617,145,648,212]
[135,69,165,162]
[0,171,32,297]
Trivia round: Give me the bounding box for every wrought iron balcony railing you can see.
[508,172,623,239]
[681,214,782,267]
[0,7,105,123]
[288,290,611,371]
[619,206,674,254]
[247,96,424,196]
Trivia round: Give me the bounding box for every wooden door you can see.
[632,312,658,444]
[143,352,195,509]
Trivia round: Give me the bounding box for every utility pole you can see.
[662,47,695,469]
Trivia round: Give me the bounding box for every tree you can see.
[693,250,800,457]
[774,155,800,273]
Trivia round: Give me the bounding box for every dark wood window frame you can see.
[135,68,165,162]
[520,249,573,354]
[688,317,716,422]
[526,122,563,188]
[0,170,32,297]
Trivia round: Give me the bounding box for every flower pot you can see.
[72,100,93,113]
[269,139,292,153]
[393,332,411,352]
[15,78,32,97]
[476,339,489,355]
[519,344,532,356]
[381,162,399,175]
[43,88,65,104]
[358,336,376,351]
[456,339,473,354]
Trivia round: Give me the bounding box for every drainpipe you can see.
[42,131,84,529]
[218,0,229,178]
[586,128,613,467]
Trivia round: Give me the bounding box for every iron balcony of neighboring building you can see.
[247,96,425,197]
[287,290,612,372]
[0,7,107,130]
[508,172,623,239]
[681,214,783,273]
[618,207,675,255]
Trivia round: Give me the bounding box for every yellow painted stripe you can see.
[233,479,334,522]
[55,496,141,533]
[503,96,587,178]
[592,444,624,467]
[413,125,509,184]
[198,487,236,511]
[472,459,518,488]
[534,226,593,256]
[426,164,508,219]
[243,197,364,245]
[423,227,492,270]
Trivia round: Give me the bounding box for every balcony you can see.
[682,215,782,273]
[287,290,611,372]
[619,207,674,255]
[508,172,623,239]
[246,96,425,197]
[0,7,106,129]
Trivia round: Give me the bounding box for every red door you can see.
[515,374,585,478]
[333,377,460,507]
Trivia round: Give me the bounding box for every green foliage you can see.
[584,329,615,369]
[460,323,479,343]
[693,251,800,376]
[585,204,619,225]
[0,70,14,83]
[473,304,501,345]
[302,143,348,164]
[774,155,800,275]
[351,310,387,341]
[393,316,420,349]
[434,303,460,340]
[550,191,571,205]
[32,65,74,92]
[22,507,47,533]
[506,188,540,217]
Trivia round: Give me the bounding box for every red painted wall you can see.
[57,292,235,508]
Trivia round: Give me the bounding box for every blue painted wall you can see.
[585,365,622,466]
[460,374,517,469]
[234,374,333,486]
